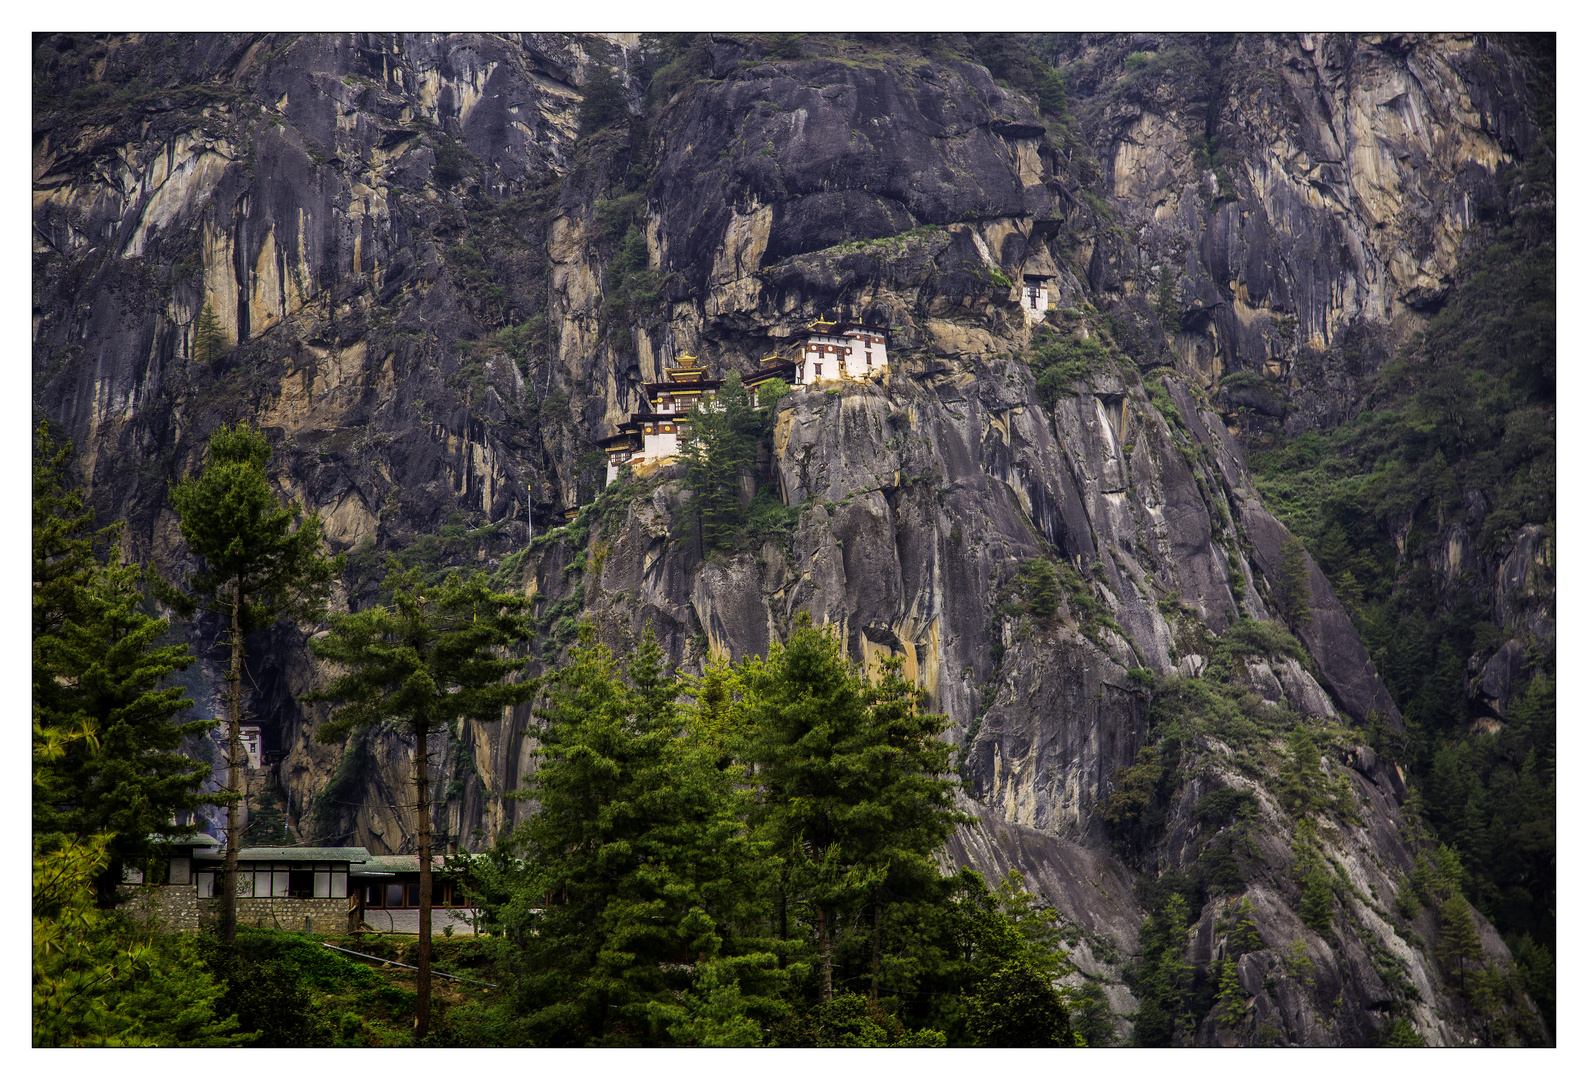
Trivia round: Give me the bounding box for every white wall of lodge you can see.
[796,329,887,385]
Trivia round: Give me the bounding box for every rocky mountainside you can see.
[32,32,1552,1045]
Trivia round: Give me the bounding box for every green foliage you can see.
[1014,557,1060,619]
[577,64,629,133]
[308,566,535,1036]
[1225,897,1263,956]
[503,627,778,1045]
[33,422,214,906]
[1220,369,1270,393]
[428,131,467,187]
[450,617,1050,1046]
[1436,894,1482,992]
[1290,820,1335,935]
[192,302,228,364]
[166,423,338,632]
[1101,741,1174,857]
[1024,325,1117,406]
[1193,786,1256,828]
[1067,978,1114,1046]
[640,33,712,106]
[679,373,759,552]
[1508,932,1554,1032]
[1383,1016,1426,1047]
[1080,190,1114,220]
[1147,374,1186,431]
[309,567,536,748]
[1273,537,1313,629]
[1037,66,1068,117]
[964,959,1078,1046]
[743,620,961,1001]
[1131,892,1191,1046]
[1277,726,1323,814]
[594,193,668,326]
[774,991,942,1047]
[1153,264,1178,325]
[743,484,803,543]
[1214,955,1247,1029]
[165,422,339,939]
[33,835,243,1047]
[762,32,805,60]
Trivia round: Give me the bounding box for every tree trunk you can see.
[222,580,244,945]
[870,886,883,1003]
[817,902,833,1003]
[415,719,432,1040]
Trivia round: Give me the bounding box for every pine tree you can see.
[308,567,534,1041]
[1437,895,1483,994]
[508,627,775,1045]
[742,619,959,1004]
[1215,956,1248,1030]
[33,422,214,906]
[165,423,337,944]
[192,303,228,364]
[965,959,1076,1046]
[1132,893,1191,1046]
[1278,725,1322,813]
[1290,818,1335,934]
[1274,537,1313,629]
[852,655,961,1000]
[679,373,757,552]
[1227,897,1264,956]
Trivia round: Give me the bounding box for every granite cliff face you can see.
[33,32,1549,1045]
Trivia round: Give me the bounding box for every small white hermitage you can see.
[1021,275,1052,321]
[794,318,890,386]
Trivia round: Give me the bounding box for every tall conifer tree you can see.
[679,372,757,552]
[165,423,336,943]
[511,627,775,1045]
[309,567,534,1040]
[33,422,213,906]
[743,620,959,1003]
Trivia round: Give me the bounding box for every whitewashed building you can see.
[1021,274,1053,320]
[794,318,890,386]
[601,354,796,486]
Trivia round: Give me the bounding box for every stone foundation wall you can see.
[123,886,351,934]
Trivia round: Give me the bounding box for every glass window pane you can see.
[169,856,191,885]
[313,871,330,898]
[198,872,214,898]
[236,870,254,897]
[273,871,290,897]
[332,872,347,898]
[386,882,404,908]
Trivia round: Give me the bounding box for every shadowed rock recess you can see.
[34,32,1551,1045]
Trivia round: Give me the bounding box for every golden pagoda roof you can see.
[663,353,709,381]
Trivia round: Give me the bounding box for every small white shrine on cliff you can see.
[1022,274,1052,317]
[793,318,890,386]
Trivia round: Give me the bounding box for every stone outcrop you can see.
[33,32,1549,1045]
